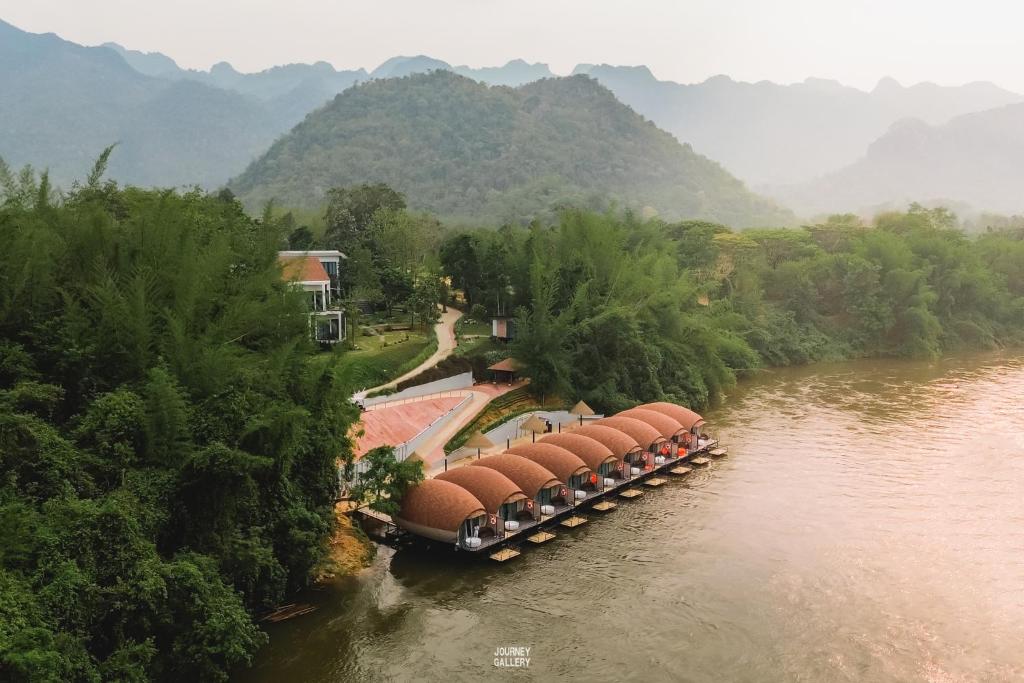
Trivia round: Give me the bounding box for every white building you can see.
[279,250,347,344]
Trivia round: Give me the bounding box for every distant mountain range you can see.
[230,71,794,227]
[773,103,1024,216]
[3,17,1023,219]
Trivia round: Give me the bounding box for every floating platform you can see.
[709,447,728,458]
[644,477,667,487]
[490,547,521,562]
[560,515,588,528]
[527,530,556,544]
[669,465,693,476]
[691,457,711,467]
[619,488,644,499]
[591,500,617,512]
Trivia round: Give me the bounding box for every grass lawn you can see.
[457,319,491,337]
[313,328,437,392]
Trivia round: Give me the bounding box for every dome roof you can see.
[395,479,485,533]
[639,402,704,430]
[471,453,561,498]
[539,433,618,471]
[616,407,687,439]
[573,424,641,458]
[593,416,665,450]
[505,443,590,482]
[435,466,527,512]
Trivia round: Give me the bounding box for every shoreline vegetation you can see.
[1,155,1022,682]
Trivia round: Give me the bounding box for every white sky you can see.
[2,0,1022,91]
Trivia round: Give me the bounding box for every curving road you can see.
[362,306,463,395]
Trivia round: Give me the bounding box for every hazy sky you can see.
[3,0,1023,91]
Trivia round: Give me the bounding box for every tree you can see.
[323,183,405,251]
[287,225,314,250]
[351,446,424,516]
[512,261,570,404]
[378,264,414,318]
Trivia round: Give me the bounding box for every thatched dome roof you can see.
[395,479,485,533]
[435,467,527,512]
[539,433,618,471]
[573,424,641,458]
[594,416,665,450]
[616,407,687,440]
[505,443,590,482]
[639,402,704,430]
[471,454,561,498]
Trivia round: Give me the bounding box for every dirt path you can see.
[363,306,463,395]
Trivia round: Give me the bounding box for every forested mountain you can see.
[571,65,1022,187]
[771,103,1024,216]
[230,71,794,227]
[0,20,280,188]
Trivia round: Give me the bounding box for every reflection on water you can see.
[241,353,1024,682]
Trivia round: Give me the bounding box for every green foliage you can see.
[0,171,358,680]
[231,71,794,228]
[351,446,424,516]
[439,208,1024,413]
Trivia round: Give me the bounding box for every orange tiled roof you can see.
[279,255,330,283]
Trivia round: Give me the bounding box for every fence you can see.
[357,372,474,409]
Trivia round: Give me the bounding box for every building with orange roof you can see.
[278,250,347,344]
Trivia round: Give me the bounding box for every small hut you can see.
[487,357,521,385]
[394,479,487,549]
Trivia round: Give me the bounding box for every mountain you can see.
[229,71,794,227]
[0,20,279,188]
[453,59,555,87]
[772,103,1024,216]
[573,66,1022,187]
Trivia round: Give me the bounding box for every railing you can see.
[395,393,473,460]
[363,389,472,412]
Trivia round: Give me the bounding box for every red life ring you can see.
[526,499,534,509]
[590,473,598,485]
[558,487,567,498]
[682,432,693,447]
[489,514,497,526]
[660,445,670,456]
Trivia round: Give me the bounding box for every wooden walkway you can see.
[691,457,711,467]
[490,547,521,562]
[527,530,555,544]
[619,488,643,499]
[592,500,617,512]
[710,447,728,458]
[644,477,667,487]
[669,465,692,476]
[560,515,588,528]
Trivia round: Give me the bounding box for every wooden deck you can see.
[560,515,588,528]
[669,465,692,476]
[619,488,644,499]
[527,530,556,544]
[591,500,617,512]
[709,447,728,458]
[691,457,711,467]
[490,547,521,562]
[644,477,667,487]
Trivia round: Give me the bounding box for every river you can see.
[241,353,1024,682]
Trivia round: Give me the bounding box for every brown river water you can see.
[240,353,1024,682]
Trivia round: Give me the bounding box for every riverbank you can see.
[316,503,376,582]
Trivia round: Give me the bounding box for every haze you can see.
[3,0,1023,90]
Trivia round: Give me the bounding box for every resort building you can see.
[615,408,688,461]
[538,433,620,489]
[394,479,487,548]
[572,424,640,481]
[278,250,346,344]
[505,443,598,501]
[593,416,666,474]
[471,454,570,517]
[638,402,706,453]
[435,467,533,539]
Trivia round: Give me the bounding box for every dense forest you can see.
[440,206,1024,412]
[2,153,1023,680]
[230,71,794,228]
[0,160,358,681]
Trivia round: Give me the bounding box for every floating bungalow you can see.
[394,479,486,549]
[592,416,666,476]
[615,407,688,462]
[435,467,534,544]
[639,402,706,453]
[386,401,721,556]
[538,433,620,491]
[505,442,599,502]
[471,454,571,517]
[572,424,641,483]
